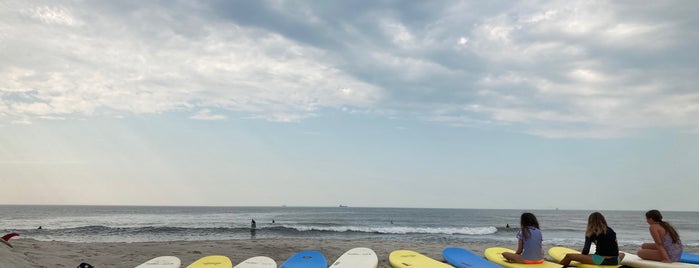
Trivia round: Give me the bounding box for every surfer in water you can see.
[250,219,257,238]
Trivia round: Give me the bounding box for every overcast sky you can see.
[1,0,699,210]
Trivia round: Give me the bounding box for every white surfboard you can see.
[135,256,181,268]
[620,252,699,268]
[331,247,378,268]
[234,256,276,268]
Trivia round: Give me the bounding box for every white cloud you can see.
[25,5,82,26]
[0,1,382,124]
[381,20,415,47]
[1,1,698,139]
[458,37,468,45]
[568,69,607,83]
[189,109,226,121]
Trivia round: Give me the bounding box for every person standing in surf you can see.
[559,212,623,267]
[638,209,683,263]
[502,212,544,264]
[250,219,257,238]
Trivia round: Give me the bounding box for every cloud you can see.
[1,0,698,138]
[189,109,226,121]
[0,1,382,124]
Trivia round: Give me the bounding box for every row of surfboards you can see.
[400,247,699,268]
[136,246,699,268]
[136,247,375,268]
[484,247,699,268]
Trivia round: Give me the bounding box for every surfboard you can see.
[1,233,19,241]
[483,247,559,268]
[135,256,181,268]
[330,247,378,268]
[279,250,327,268]
[0,239,11,248]
[187,255,233,268]
[620,252,699,268]
[233,256,276,268]
[548,246,619,268]
[682,253,699,265]
[442,247,500,268]
[389,250,454,268]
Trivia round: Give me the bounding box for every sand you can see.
[1,238,697,268]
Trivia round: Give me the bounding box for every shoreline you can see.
[2,238,698,268]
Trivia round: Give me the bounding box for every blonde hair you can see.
[586,212,608,237]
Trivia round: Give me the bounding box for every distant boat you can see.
[339,205,348,208]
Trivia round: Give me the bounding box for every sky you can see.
[1,0,699,211]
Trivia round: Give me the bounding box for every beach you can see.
[2,238,697,268]
[3,207,699,267]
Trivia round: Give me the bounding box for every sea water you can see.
[1,206,697,247]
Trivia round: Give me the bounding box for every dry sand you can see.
[1,238,697,268]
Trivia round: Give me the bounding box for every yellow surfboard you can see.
[548,247,620,268]
[187,255,233,268]
[389,250,453,268]
[484,247,559,268]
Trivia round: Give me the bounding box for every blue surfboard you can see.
[443,247,500,268]
[681,252,699,264]
[279,250,327,268]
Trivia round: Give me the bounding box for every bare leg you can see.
[502,252,523,263]
[638,249,663,261]
[641,243,658,250]
[560,253,594,267]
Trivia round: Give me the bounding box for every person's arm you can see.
[650,225,671,262]
[581,235,592,255]
[515,238,524,254]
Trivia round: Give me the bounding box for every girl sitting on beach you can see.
[559,212,624,267]
[502,212,544,264]
[638,209,683,263]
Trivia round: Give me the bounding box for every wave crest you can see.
[278,225,498,235]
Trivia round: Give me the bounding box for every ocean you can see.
[1,206,697,247]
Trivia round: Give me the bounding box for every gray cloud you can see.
[1,0,698,137]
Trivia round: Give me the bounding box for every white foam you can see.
[288,225,498,235]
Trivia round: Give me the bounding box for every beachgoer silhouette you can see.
[251,219,256,229]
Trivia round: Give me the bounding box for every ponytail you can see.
[660,221,681,244]
[646,209,681,243]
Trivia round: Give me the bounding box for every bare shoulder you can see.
[649,224,667,235]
